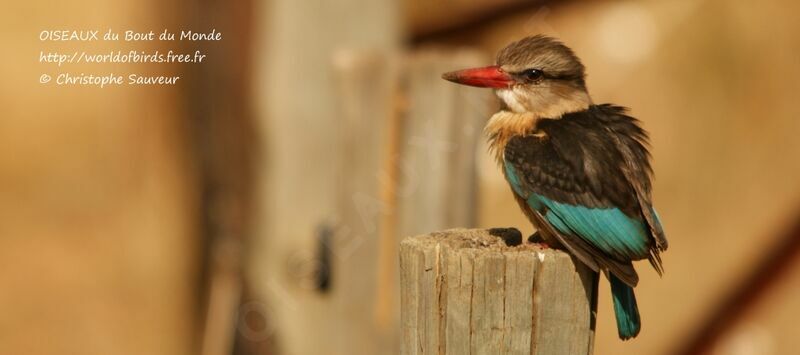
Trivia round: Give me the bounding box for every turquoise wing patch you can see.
[504,162,649,258]
[536,196,649,258]
[504,162,527,197]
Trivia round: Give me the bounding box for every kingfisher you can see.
[442,35,668,340]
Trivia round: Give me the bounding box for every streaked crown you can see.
[497,35,586,89]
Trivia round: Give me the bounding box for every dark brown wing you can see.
[503,105,666,286]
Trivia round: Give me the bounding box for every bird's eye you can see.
[520,68,544,82]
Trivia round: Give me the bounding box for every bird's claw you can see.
[527,231,550,248]
[488,227,522,247]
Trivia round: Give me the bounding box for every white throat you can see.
[496,88,527,113]
[495,86,592,118]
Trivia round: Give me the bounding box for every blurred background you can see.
[3,0,800,354]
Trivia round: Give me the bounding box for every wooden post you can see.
[250,0,399,353]
[331,50,398,355]
[400,228,597,355]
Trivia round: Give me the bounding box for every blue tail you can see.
[610,274,641,340]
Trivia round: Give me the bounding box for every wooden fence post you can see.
[400,228,597,355]
[331,50,398,355]
[250,0,399,353]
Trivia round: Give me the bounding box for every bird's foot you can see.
[488,227,522,247]
[527,231,550,248]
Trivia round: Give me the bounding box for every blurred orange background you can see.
[2,0,800,354]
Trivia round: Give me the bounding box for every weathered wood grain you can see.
[400,228,596,355]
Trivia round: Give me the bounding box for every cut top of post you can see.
[399,228,596,355]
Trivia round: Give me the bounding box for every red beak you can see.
[441,65,513,89]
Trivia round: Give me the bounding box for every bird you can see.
[442,35,668,340]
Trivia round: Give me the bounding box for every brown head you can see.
[443,35,591,117]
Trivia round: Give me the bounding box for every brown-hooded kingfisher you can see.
[442,35,668,340]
